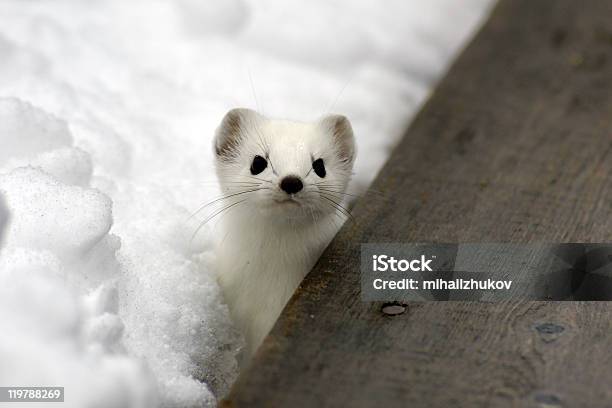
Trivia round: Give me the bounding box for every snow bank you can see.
[0,0,494,407]
[0,109,156,407]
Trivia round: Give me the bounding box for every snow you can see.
[0,1,494,407]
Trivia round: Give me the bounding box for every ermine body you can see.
[213,109,356,358]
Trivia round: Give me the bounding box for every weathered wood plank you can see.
[223,0,612,406]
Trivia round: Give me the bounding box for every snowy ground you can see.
[0,1,493,407]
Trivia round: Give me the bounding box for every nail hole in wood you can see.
[381,302,407,316]
[534,322,565,343]
[535,322,565,335]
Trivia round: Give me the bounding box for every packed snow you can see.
[0,1,494,407]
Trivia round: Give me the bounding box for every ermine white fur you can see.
[212,108,356,359]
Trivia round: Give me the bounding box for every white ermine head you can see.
[213,108,356,223]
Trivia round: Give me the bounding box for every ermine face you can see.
[214,109,356,222]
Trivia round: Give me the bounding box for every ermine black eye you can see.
[250,155,267,175]
[312,158,326,178]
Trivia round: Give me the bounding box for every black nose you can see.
[280,176,303,194]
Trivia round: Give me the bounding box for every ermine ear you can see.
[214,108,261,159]
[320,114,356,165]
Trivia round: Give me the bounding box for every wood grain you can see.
[223,0,612,406]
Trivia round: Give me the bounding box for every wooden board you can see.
[223,0,612,406]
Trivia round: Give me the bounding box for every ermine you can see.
[212,108,356,359]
